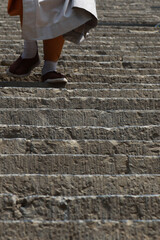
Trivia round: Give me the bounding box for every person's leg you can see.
[42,36,65,75]
[42,36,67,83]
[8,0,66,83]
[18,0,38,59]
[7,0,39,77]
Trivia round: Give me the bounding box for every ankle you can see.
[21,40,38,59]
[42,60,58,75]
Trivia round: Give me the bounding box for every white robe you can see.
[22,0,98,43]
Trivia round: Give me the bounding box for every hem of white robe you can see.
[22,9,93,41]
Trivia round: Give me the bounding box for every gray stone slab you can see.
[0,154,159,175]
[0,96,159,110]
[0,139,160,155]
[0,125,160,141]
[0,195,159,220]
[1,87,160,98]
[0,175,160,196]
[0,221,159,240]
[0,154,128,175]
[0,109,159,127]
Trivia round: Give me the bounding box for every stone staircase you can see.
[0,0,160,239]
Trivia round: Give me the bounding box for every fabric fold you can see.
[21,0,97,42]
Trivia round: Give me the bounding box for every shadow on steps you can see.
[0,81,67,88]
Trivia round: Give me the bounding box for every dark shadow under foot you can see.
[0,81,67,89]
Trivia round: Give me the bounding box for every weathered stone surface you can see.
[0,87,160,98]
[0,154,128,175]
[0,96,159,110]
[128,156,160,174]
[0,0,160,238]
[0,195,159,220]
[0,175,160,196]
[0,221,160,240]
[1,139,160,155]
[0,125,159,140]
[0,154,159,175]
[0,109,159,127]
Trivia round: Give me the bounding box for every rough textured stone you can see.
[0,96,160,110]
[0,221,160,240]
[0,154,159,175]
[0,125,160,140]
[0,0,160,238]
[0,175,160,197]
[1,139,160,155]
[0,109,159,127]
[0,195,159,221]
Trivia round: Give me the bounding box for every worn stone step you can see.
[0,34,160,43]
[0,194,159,220]
[0,139,159,155]
[1,37,160,50]
[1,87,160,98]
[0,154,159,175]
[0,53,124,62]
[0,125,159,141]
[1,72,160,85]
[2,59,160,70]
[0,175,160,197]
[2,53,160,63]
[0,81,160,90]
[1,37,160,49]
[1,41,160,53]
[0,220,159,240]
[1,47,160,59]
[1,34,160,44]
[0,109,159,127]
[2,65,160,78]
[0,96,159,110]
[0,154,129,175]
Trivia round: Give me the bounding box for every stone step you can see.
[0,109,159,127]
[1,72,160,85]
[0,175,160,197]
[1,40,160,52]
[0,194,159,220]
[1,46,160,58]
[4,52,160,63]
[2,53,160,63]
[1,87,160,98]
[0,220,159,240]
[2,65,160,77]
[0,125,159,141]
[0,96,159,110]
[1,35,160,46]
[0,154,159,175]
[1,36,160,46]
[1,51,159,62]
[2,59,160,70]
[1,33,160,42]
[1,53,124,62]
[1,72,160,86]
[0,82,160,90]
[0,139,159,155]
[1,86,160,97]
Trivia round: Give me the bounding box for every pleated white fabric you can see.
[22,0,98,43]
